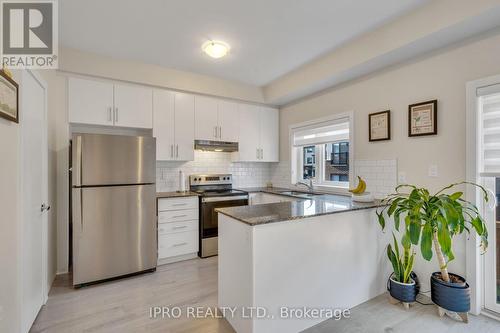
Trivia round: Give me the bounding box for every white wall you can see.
[0,72,21,333]
[277,31,500,289]
[59,47,265,104]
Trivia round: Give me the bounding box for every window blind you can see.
[293,118,349,146]
[480,92,500,175]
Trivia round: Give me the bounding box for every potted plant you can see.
[376,182,489,323]
[386,232,419,309]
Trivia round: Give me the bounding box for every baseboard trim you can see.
[158,253,198,265]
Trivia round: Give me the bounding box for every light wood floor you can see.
[31,257,235,333]
[32,257,500,333]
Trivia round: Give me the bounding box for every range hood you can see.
[194,140,238,152]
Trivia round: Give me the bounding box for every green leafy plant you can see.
[377,182,489,283]
[388,232,415,283]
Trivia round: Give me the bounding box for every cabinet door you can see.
[113,83,153,129]
[260,107,279,162]
[68,77,114,126]
[153,89,175,161]
[218,100,239,142]
[235,104,261,162]
[194,95,219,141]
[174,93,195,161]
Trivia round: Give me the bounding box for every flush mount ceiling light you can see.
[202,40,230,59]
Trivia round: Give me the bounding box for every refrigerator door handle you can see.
[73,188,83,232]
[75,135,82,187]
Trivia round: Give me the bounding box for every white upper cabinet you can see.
[153,90,175,160]
[236,104,261,162]
[68,77,153,129]
[233,105,279,162]
[174,93,195,161]
[219,100,239,142]
[153,90,194,161]
[68,77,114,126]
[195,96,219,141]
[195,96,240,142]
[260,107,279,162]
[113,84,153,129]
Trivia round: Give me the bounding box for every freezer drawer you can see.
[72,184,157,285]
[72,133,156,186]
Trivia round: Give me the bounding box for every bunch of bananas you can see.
[349,176,366,194]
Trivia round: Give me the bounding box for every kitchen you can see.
[3,1,500,333]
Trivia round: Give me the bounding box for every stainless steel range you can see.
[190,174,248,258]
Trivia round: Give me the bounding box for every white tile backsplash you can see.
[270,159,398,199]
[156,151,275,192]
[354,159,397,198]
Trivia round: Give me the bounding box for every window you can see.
[302,146,316,179]
[290,113,353,190]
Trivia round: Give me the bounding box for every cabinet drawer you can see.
[158,209,198,223]
[158,197,198,211]
[158,231,198,258]
[158,220,197,235]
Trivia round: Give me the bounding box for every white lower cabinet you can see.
[157,197,199,264]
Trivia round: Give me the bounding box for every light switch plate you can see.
[428,165,438,177]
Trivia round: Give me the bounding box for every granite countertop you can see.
[216,195,382,226]
[156,191,199,198]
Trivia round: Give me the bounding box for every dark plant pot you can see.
[430,272,470,313]
[387,272,418,303]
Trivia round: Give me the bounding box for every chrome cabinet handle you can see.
[107,107,112,122]
[218,126,221,139]
[173,225,188,230]
[172,214,187,219]
[173,242,187,247]
[256,148,259,159]
[172,203,187,206]
[176,145,179,158]
[260,148,263,160]
[170,145,173,158]
[114,107,118,123]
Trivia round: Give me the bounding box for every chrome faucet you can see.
[297,178,314,192]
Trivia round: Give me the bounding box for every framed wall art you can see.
[0,69,19,123]
[408,100,437,137]
[369,110,390,142]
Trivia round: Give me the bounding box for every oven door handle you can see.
[202,195,248,203]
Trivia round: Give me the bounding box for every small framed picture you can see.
[0,70,19,123]
[369,110,390,142]
[408,100,437,137]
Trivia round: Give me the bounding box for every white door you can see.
[194,95,219,141]
[68,77,114,126]
[219,100,239,142]
[235,104,261,162]
[113,83,153,129]
[153,89,175,160]
[21,71,48,333]
[260,107,279,162]
[174,93,195,161]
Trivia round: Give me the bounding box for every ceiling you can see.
[60,0,429,87]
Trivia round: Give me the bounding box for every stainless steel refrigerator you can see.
[72,133,157,287]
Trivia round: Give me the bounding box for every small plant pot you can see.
[387,273,418,303]
[430,272,470,313]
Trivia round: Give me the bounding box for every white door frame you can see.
[465,73,500,316]
[18,69,49,332]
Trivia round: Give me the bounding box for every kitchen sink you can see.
[278,191,317,198]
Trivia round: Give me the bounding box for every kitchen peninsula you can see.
[217,196,391,333]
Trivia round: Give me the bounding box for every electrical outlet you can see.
[428,164,438,177]
[398,172,407,183]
